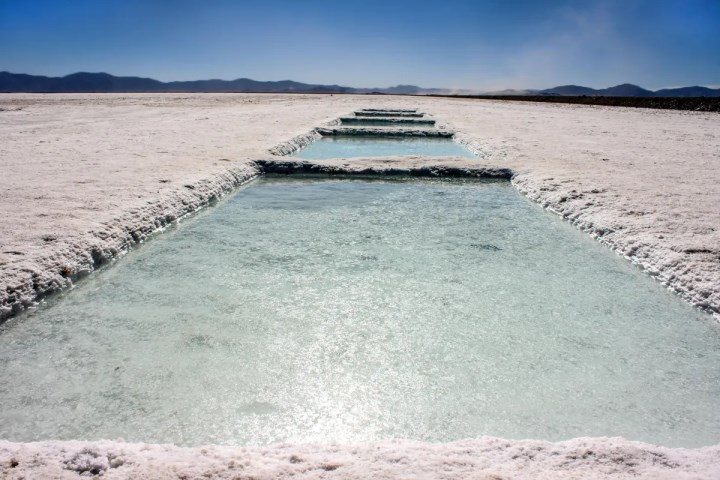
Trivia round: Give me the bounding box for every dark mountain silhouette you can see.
[373,84,452,95]
[0,72,163,92]
[163,78,359,93]
[539,84,598,96]
[1,72,719,97]
[653,86,720,97]
[597,83,655,96]
[0,71,358,93]
[0,71,423,94]
[538,83,720,97]
[378,85,425,94]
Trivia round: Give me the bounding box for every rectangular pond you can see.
[1,177,718,447]
[359,109,417,113]
[354,112,424,117]
[291,136,476,159]
[340,118,436,127]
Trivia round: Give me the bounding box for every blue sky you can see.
[1,0,718,90]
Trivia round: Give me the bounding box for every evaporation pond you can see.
[1,177,719,447]
[291,136,475,159]
[340,120,436,127]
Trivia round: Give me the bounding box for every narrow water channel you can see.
[0,177,717,447]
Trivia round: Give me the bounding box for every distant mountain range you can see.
[0,72,446,95]
[534,83,720,97]
[1,72,719,97]
[0,71,361,94]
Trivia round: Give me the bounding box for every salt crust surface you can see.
[1,93,720,476]
[1,437,719,480]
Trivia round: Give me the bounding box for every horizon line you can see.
[2,70,719,93]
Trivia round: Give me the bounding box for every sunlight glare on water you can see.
[0,177,718,447]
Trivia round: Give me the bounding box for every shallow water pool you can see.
[291,136,475,159]
[1,177,718,447]
[339,119,436,127]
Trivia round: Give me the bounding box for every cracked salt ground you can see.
[0,177,718,448]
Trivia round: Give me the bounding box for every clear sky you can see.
[1,0,718,90]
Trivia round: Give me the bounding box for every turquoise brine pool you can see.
[339,119,436,127]
[291,136,476,159]
[0,177,718,447]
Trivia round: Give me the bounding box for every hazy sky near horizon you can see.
[1,0,718,90]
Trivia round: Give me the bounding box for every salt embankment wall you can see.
[2,436,720,480]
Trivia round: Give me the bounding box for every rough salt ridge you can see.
[2,437,720,480]
[1,93,719,476]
